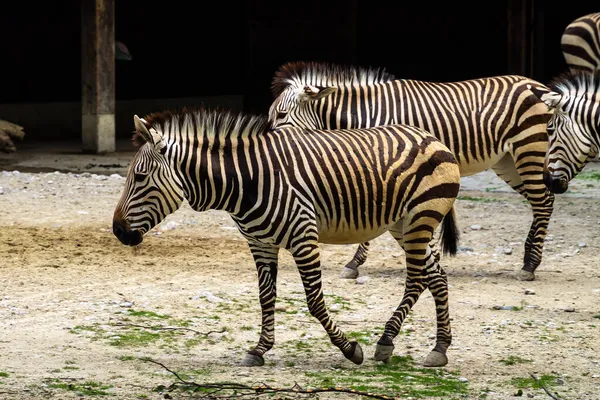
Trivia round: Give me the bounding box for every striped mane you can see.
[271,61,396,98]
[549,70,600,97]
[133,107,270,145]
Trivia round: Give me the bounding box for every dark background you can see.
[0,1,598,140]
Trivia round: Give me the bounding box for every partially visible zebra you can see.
[527,71,600,193]
[269,61,554,282]
[112,108,461,367]
[562,13,600,73]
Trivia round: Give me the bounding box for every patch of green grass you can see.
[510,374,559,389]
[46,379,112,396]
[457,196,501,203]
[240,325,254,331]
[593,314,600,320]
[346,330,376,345]
[498,355,532,366]
[304,355,468,398]
[575,171,600,181]
[108,329,161,347]
[0,372,8,378]
[284,361,296,367]
[126,309,170,319]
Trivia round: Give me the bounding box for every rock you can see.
[457,246,474,253]
[355,276,370,285]
[578,242,587,248]
[274,305,287,312]
[457,377,469,383]
[329,303,341,312]
[493,305,516,311]
[470,225,482,231]
[503,247,513,255]
[119,301,133,308]
[564,307,576,313]
[524,289,536,295]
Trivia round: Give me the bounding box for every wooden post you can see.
[81,0,115,153]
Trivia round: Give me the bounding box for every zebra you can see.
[268,61,554,282]
[527,71,600,193]
[562,13,600,73]
[112,108,461,367]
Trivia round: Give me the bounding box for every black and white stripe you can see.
[113,108,461,367]
[562,13,600,73]
[269,61,554,281]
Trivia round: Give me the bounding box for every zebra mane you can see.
[136,106,270,144]
[271,61,396,98]
[549,70,600,98]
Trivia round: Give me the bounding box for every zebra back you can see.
[562,13,600,73]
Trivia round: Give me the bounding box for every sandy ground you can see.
[1,150,599,399]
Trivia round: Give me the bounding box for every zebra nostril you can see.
[113,221,125,238]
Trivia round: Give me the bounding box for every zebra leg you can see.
[242,242,280,367]
[375,221,451,367]
[291,240,363,365]
[492,154,554,281]
[340,242,370,279]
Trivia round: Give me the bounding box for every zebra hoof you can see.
[343,341,364,365]
[423,350,448,367]
[374,344,394,363]
[241,352,264,367]
[340,267,359,279]
[516,270,535,281]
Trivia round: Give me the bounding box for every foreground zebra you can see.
[269,61,554,281]
[112,108,461,367]
[528,71,600,193]
[562,13,600,73]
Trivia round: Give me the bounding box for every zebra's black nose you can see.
[112,221,143,246]
[543,171,568,194]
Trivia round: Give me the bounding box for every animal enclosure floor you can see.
[0,147,599,399]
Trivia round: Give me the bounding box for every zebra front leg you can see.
[518,192,554,281]
[340,242,370,279]
[292,240,363,364]
[242,242,280,366]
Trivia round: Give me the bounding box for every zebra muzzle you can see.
[543,171,568,194]
[112,221,143,246]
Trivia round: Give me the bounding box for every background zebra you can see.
[528,71,600,193]
[268,61,554,282]
[562,13,600,73]
[112,108,461,368]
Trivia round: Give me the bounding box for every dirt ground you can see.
[1,146,599,399]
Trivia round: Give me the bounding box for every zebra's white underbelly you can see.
[317,224,394,244]
[456,151,506,177]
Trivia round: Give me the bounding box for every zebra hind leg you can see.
[340,242,370,279]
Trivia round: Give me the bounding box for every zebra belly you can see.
[455,151,506,177]
[316,224,394,245]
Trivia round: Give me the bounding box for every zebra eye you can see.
[277,111,287,120]
[134,173,146,182]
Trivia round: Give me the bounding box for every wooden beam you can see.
[81,0,115,153]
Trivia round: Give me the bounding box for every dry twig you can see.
[112,322,226,336]
[145,359,399,399]
[529,374,563,400]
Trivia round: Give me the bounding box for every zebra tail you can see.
[440,207,460,257]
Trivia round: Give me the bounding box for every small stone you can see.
[470,225,482,231]
[355,276,370,285]
[119,301,133,308]
[524,289,536,295]
[329,303,341,312]
[578,242,587,248]
[564,307,575,312]
[274,305,287,312]
[457,377,468,383]
[503,247,513,255]
[457,246,474,253]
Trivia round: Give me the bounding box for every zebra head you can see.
[113,115,185,246]
[528,72,600,194]
[268,84,337,129]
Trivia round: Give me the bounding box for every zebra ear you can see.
[299,85,337,102]
[133,115,166,152]
[527,84,562,109]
